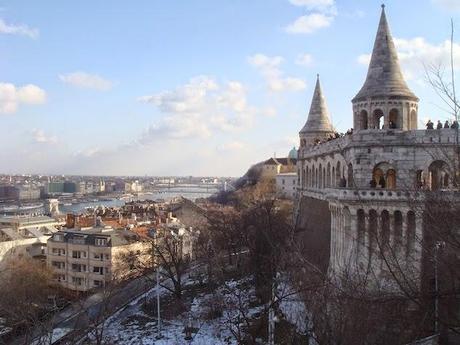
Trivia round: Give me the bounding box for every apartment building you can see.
[47,227,146,291]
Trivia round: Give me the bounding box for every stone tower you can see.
[352,5,419,131]
[299,75,335,148]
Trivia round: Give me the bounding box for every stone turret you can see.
[299,75,334,148]
[352,5,419,131]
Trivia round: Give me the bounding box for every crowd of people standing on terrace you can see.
[426,119,459,129]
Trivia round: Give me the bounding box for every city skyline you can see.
[1,0,460,176]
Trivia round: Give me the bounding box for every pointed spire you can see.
[300,75,333,133]
[353,5,418,102]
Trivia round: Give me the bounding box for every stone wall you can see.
[295,196,331,272]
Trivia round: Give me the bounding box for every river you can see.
[1,187,219,216]
[60,187,218,214]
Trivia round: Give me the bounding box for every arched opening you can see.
[373,109,384,129]
[347,163,354,188]
[357,209,366,253]
[332,166,336,187]
[322,167,326,188]
[386,169,396,189]
[372,167,385,188]
[406,211,416,257]
[428,160,451,190]
[410,109,417,130]
[327,162,331,187]
[360,110,369,130]
[372,162,396,189]
[368,210,378,258]
[380,210,390,251]
[319,164,323,189]
[336,161,342,187]
[303,168,306,188]
[300,139,306,147]
[394,211,403,250]
[315,167,318,189]
[343,207,351,263]
[416,170,425,189]
[389,108,399,129]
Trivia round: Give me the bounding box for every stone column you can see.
[350,211,358,267]
[388,212,395,251]
[329,205,336,270]
[363,211,370,266]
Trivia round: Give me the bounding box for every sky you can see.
[1,0,460,177]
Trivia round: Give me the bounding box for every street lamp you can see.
[434,241,445,335]
[148,228,161,335]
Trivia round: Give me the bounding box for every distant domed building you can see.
[288,147,298,159]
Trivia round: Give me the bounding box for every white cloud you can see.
[285,0,336,35]
[138,76,257,143]
[248,54,306,92]
[0,83,46,114]
[59,71,113,91]
[31,129,57,144]
[0,19,38,39]
[285,13,334,34]
[295,53,314,66]
[289,0,334,10]
[261,107,277,117]
[357,37,460,81]
[217,141,245,152]
[432,0,460,11]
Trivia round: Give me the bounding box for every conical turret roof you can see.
[300,75,333,133]
[353,5,418,102]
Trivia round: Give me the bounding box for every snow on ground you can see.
[277,280,309,334]
[102,276,263,344]
[278,279,317,345]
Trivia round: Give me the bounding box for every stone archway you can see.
[428,160,450,190]
[360,110,369,130]
[347,163,354,188]
[380,210,390,249]
[386,169,396,189]
[372,162,396,189]
[373,109,384,129]
[336,161,342,187]
[389,108,399,129]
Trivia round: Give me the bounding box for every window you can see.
[71,263,86,272]
[51,261,65,269]
[54,234,64,242]
[282,179,285,185]
[93,280,103,287]
[72,236,85,245]
[52,248,65,256]
[72,277,84,286]
[105,254,110,260]
[54,274,66,282]
[72,251,86,259]
[94,253,103,260]
[93,266,104,275]
[95,238,107,246]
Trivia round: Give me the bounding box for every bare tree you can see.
[0,258,56,344]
